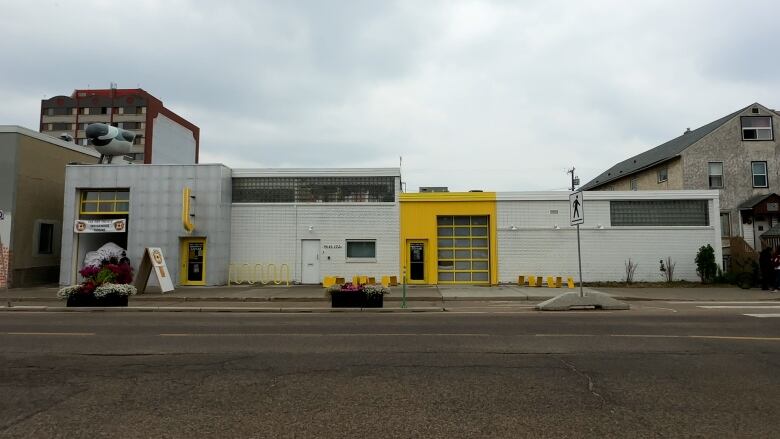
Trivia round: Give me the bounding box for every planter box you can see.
[330,291,384,308]
[66,294,129,307]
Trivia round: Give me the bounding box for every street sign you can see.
[569,192,584,226]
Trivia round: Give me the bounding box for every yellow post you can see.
[536,276,543,287]
[359,275,368,285]
[389,276,398,286]
[323,276,336,288]
[352,275,360,285]
[367,276,376,284]
[528,276,536,287]
[567,277,575,289]
[555,276,562,288]
[518,275,525,286]
[546,276,555,288]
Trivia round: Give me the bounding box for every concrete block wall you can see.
[496,192,721,282]
[231,203,400,283]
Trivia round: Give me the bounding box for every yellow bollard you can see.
[536,276,543,287]
[358,275,368,285]
[555,276,562,288]
[518,275,525,286]
[528,276,536,287]
[546,276,556,288]
[335,277,345,284]
[567,277,575,289]
[323,276,336,288]
[352,275,360,285]
[367,276,376,284]
[389,276,398,286]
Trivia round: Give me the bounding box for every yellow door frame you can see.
[180,237,207,286]
[406,239,428,284]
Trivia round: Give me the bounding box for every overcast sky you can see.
[1,0,778,191]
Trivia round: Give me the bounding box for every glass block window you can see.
[741,116,773,141]
[346,240,376,260]
[232,177,395,203]
[80,190,130,214]
[610,200,709,226]
[436,215,490,284]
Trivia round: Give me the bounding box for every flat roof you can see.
[495,190,720,201]
[0,125,100,157]
[232,168,401,177]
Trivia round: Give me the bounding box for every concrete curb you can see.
[0,306,446,313]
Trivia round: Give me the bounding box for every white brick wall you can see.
[497,194,721,282]
[231,203,400,283]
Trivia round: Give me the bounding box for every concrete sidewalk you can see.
[1,284,778,309]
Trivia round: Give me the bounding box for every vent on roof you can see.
[752,107,760,114]
[684,127,691,134]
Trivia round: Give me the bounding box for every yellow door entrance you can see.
[180,238,207,286]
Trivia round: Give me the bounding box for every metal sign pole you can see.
[576,223,584,298]
[402,267,407,309]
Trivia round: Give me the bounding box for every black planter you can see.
[330,291,385,308]
[331,291,366,308]
[66,294,129,307]
[363,293,384,308]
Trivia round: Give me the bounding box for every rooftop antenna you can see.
[110,82,117,89]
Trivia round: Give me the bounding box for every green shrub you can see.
[695,244,717,283]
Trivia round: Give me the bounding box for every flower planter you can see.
[66,294,129,307]
[331,291,366,308]
[363,294,384,308]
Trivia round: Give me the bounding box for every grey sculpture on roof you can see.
[85,123,134,164]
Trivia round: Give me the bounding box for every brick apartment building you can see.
[40,87,200,164]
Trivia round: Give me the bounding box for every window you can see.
[80,190,130,214]
[346,240,376,261]
[708,162,723,188]
[741,116,773,140]
[629,177,638,191]
[610,200,709,226]
[232,177,396,203]
[436,215,490,284]
[720,212,731,237]
[657,167,668,183]
[37,222,55,255]
[752,161,768,188]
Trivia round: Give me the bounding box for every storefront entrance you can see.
[180,238,207,285]
[407,240,427,284]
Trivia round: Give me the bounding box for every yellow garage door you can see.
[436,215,490,284]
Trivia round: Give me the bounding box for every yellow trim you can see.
[182,187,195,233]
[400,192,498,285]
[79,190,129,215]
[180,237,207,286]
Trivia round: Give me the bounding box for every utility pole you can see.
[566,167,580,192]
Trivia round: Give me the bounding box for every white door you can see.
[301,240,320,284]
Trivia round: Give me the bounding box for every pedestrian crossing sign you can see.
[569,192,584,225]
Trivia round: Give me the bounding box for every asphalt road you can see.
[1,302,779,438]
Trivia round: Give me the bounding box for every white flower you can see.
[56,285,81,299]
[94,283,137,298]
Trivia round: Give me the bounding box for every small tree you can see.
[695,244,717,283]
[659,257,676,283]
[624,258,638,284]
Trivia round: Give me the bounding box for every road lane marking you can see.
[698,306,780,309]
[639,306,678,313]
[535,334,780,341]
[743,313,780,318]
[2,332,95,336]
[668,301,779,304]
[159,333,492,337]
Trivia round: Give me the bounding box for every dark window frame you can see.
[741,116,773,141]
[708,161,724,189]
[657,166,668,183]
[232,176,396,203]
[751,161,768,188]
[610,200,710,226]
[346,240,377,262]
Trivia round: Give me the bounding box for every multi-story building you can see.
[581,103,780,264]
[40,87,200,164]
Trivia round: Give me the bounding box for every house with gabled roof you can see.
[582,103,780,266]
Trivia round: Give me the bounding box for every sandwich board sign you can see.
[569,192,584,226]
[135,247,175,293]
